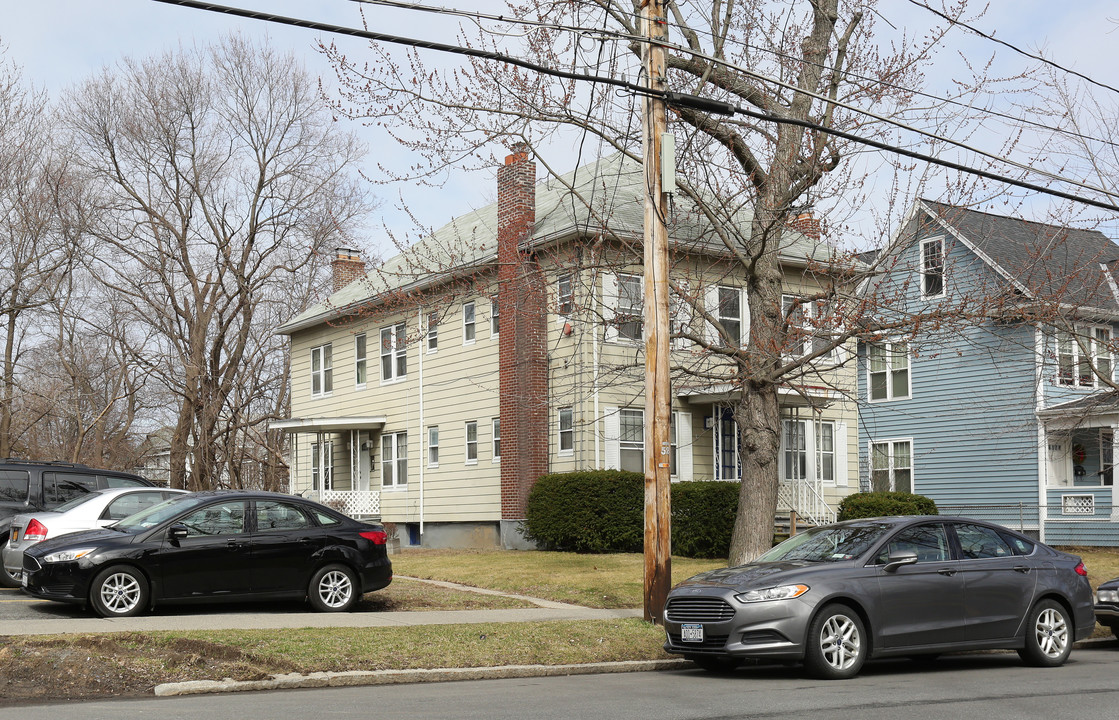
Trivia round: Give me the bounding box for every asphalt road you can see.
[3,644,1118,720]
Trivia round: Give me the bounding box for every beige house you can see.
[275,150,859,548]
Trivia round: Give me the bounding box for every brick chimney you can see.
[331,248,366,293]
[788,211,822,242]
[496,144,547,548]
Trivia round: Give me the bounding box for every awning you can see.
[677,383,838,408]
[269,416,387,433]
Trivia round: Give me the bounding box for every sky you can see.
[5,0,1119,256]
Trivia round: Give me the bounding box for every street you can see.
[2,643,1118,719]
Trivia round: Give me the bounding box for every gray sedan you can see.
[663,516,1095,679]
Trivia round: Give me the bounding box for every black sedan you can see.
[1095,577,1119,638]
[20,490,392,617]
[663,516,1094,679]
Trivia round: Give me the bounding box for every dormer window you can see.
[920,237,945,298]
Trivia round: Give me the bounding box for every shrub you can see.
[524,471,740,557]
[836,491,938,521]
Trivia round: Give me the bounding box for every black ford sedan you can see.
[663,516,1094,679]
[1094,577,1119,638]
[20,490,392,617]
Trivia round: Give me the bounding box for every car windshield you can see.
[52,491,107,513]
[753,523,892,563]
[113,495,196,532]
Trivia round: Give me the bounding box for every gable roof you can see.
[278,153,840,334]
[912,199,1119,313]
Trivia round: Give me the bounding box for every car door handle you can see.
[937,568,957,576]
[1013,566,1031,574]
[226,540,244,550]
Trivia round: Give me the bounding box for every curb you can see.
[154,659,693,697]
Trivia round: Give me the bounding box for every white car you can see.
[3,487,187,581]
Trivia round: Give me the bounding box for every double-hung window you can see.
[492,418,501,461]
[619,408,644,472]
[382,432,408,488]
[380,323,407,382]
[558,407,574,455]
[1057,326,1113,387]
[616,274,643,342]
[557,273,574,315]
[782,295,836,361]
[311,344,333,396]
[427,427,439,468]
[868,341,910,400]
[354,334,367,387]
[783,419,835,484]
[871,440,912,493]
[718,286,743,346]
[311,441,333,491]
[463,301,476,344]
[920,237,945,298]
[465,421,478,464]
[427,312,438,352]
[490,296,500,337]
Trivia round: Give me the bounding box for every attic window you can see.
[920,237,944,298]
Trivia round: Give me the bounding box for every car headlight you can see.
[42,547,97,563]
[1098,589,1119,604]
[735,584,810,603]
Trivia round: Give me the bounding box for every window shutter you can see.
[705,285,719,345]
[835,422,848,486]
[603,407,620,470]
[778,419,788,481]
[671,281,690,349]
[677,411,692,481]
[604,274,620,342]
[738,287,750,347]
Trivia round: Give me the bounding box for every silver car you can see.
[3,487,186,581]
[663,516,1095,679]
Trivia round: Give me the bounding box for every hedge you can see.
[836,491,938,521]
[523,470,740,558]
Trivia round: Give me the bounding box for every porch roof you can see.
[269,416,387,433]
[1037,393,1119,419]
[677,383,840,408]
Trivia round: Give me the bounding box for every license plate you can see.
[681,624,704,643]
[20,572,28,587]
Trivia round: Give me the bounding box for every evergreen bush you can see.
[836,491,938,521]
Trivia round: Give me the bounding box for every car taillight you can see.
[360,530,387,545]
[24,519,48,543]
[1075,561,1088,577]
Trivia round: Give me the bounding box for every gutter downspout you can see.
[591,242,601,469]
[1035,325,1047,544]
[418,307,425,538]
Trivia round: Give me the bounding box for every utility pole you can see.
[640,0,672,625]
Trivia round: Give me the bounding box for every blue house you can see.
[857,199,1119,545]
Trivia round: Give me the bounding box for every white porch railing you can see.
[314,489,381,518]
[778,478,836,527]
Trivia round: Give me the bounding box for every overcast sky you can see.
[5,0,1119,255]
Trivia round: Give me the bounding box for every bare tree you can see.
[66,35,373,490]
[324,0,999,561]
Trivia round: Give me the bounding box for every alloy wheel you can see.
[819,613,862,671]
[1033,606,1069,659]
[317,569,354,609]
[99,572,142,614]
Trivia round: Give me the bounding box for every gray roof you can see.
[918,199,1119,312]
[1037,392,1119,418]
[279,154,838,334]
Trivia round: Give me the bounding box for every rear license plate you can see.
[21,572,28,587]
[681,624,704,643]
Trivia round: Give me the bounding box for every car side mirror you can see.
[883,551,918,572]
[168,524,189,541]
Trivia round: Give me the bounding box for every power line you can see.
[150,0,1119,214]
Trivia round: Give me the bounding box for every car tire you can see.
[1018,599,1072,667]
[687,655,740,672]
[0,540,20,588]
[804,603,868,680]
[1110,623,1119,641]
[308,563,360,612]
[89,565,149,618]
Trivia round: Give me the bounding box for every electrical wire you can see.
[149,0,1119,214]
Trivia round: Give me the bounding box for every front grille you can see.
[741,630,787,645]
[23,556,41,573]
[665,597,735,623]
[666,632,730,651]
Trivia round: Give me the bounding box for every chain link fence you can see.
[938,503,1119,547]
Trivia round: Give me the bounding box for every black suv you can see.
[0,459,156,587]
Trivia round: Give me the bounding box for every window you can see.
[956,523,1013,559]
[492,418,501,461]
[355,334,367,387]
[1102,430,1114,487]
[427,311,438,352]
[0,470,29,502]
[718,286,743,346]
[311,344,333,396]
[427,426,439,468]
[783,420,836,483]
[817,421,835,483]
[619,408,644,472]
[255,500,312,531]
[615,273,643,342]
[311,441,333,491]
[558,407,574,455]
[382,432,408,487]
[43,472,97,506]
[1057,327,1113,387]
[871,440,912,493]
[179,501,247,537]
[490,296,500,337]
[557,273,574,315]
[782,295,836,361]
[877,523,949,564]
[463,301,476,344]
[103,491,166,521]
[868,341,910,401]
[380,322,407,381]
[784,420,807,482]
[920,237,944,298]
[669,412,678,477]
[465,421,478,464]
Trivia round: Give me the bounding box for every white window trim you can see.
[869,437,914,493]
[867,340,912,402]
[604,272,643,344]
[1055,325,1113,388]
[381,432,408,489]
[490,296,500,338]
[558,407,574,457]
[310,344,333,398]
[919,236,946,300]
[462,300,477,346]
[426,311,438,354]
[602,407,692,480]
[311,440,334,491]
[492,417,501,463]
[781,294,839,364]
[354,334,367,389]
[705,285,748,348]
[379,323,408,384]
[557,273,574,317]
[427,426,439,469]
[464,421,479,465]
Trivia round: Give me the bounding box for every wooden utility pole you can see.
[641,0,672,624]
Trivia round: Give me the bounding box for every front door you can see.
[1047,436,1071,487]
[714,407,740,481]
[157,499,252,599]
[874,522,966,647]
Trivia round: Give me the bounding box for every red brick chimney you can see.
[788,211,822,242]
[496,144,547,547]
[331,248,365,293]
